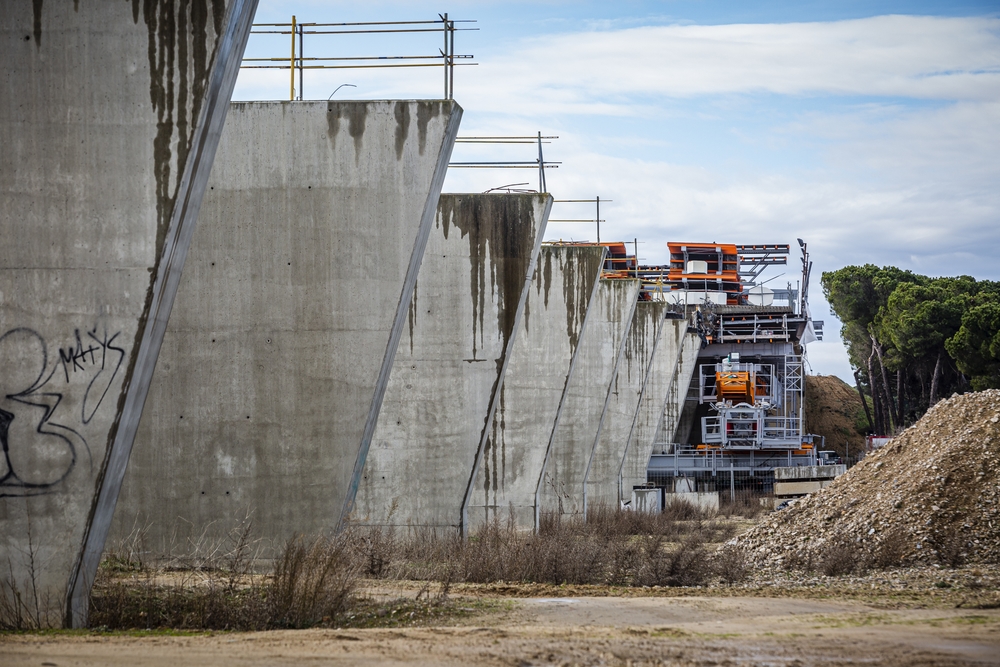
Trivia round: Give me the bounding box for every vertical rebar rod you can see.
[537,131,546,192]
[290,15,296,100]
[634,237,638,278]
[442,13,448,98]
[596,196,601,244]
[299,23,304,100]
[449,18,455,99]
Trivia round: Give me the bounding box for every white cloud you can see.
[455,15,1000,116]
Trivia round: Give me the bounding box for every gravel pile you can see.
[736,389,1000,568]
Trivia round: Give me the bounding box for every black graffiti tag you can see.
[57,326,126,424]
[1,325,125,498]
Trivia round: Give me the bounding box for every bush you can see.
[713,544,751,585]
[871,528,909,569]
[820,538,863,577]
[269,534,359,628]
[930,526,968,569]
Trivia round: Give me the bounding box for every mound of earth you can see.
[737,390,1000,567]
[804,374,868,462]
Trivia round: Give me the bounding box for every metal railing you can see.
[549,197,610,243]
[449,133,559,193]
[242,14,477,100]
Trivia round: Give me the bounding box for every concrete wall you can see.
[620,320,699,500]
[586,301,665,510]
[538,278,640,519]
[464,245,607,531]
[663,491,720,512]
[112,100,461,557]
[0,1,253,627]
[354,194,550,531]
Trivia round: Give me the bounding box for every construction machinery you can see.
[641,240,831,503]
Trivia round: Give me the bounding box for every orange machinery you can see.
[715,370,755,405]
[666,242,743,304]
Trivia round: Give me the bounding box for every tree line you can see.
[821,265,1000,434]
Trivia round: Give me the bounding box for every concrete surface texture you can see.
[354,193,551,530]
[538,278,641,519]
[464,245,607,532]
[585,301,666,510]
[619,319,700,502]
[112,100,461,558]
[0,1,250,627]
[664,330,701,447]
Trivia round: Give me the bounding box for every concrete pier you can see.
[619,319,700,502]
[585,301,666,510]
[0,1,253,627]
[538,278,641,519]
[463,245,607,532]
[112,101,461,557]
[354,193,550,531]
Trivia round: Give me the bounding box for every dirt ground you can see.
[5,593,999,666]
[804,374,868,461]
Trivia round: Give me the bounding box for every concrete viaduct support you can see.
[112,101,461,557]
[354,193,551,531]
[538,278,641,520]
[463,245,607,532]
[0,1,255,627]
[619,319,700,503]
[585,301,666,510]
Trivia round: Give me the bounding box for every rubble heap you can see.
[736,390,1000,567]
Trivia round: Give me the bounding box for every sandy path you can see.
[4,596,999,666]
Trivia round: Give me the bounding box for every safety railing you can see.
[242,15,477,100]
[449,133,559,193]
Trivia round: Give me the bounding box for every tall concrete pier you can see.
[538,278,641,519]
[585,301,666,509]
[113,101,461,556]
[354,193,550,531]
[0,1,254,627]
[620,319,700,501]
[464,245,607,532]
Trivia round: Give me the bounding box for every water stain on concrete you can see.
[394,102,410,161]
[32,0,43,46]
[416,102,441,156]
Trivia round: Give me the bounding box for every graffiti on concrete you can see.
[0,325,125,498]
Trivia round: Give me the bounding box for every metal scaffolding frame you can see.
[241,14,477,100]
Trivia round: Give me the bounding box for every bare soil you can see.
[804,374,868,460]
[4,592,999,666]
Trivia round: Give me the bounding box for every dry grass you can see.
[343,504,740,589]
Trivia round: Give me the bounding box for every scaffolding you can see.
[241,15,477,100]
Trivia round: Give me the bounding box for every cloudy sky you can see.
[233,1,1000,384]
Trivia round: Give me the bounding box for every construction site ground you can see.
[804,374,869,462]
[4,571,1000,667]
[5,390,999,665]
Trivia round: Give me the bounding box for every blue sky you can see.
[234,2,1000,384]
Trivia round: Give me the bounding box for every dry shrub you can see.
[1,509,62,630]
[661,499,703,521]
[930,526,969,569]
[411,505,727,588]
[269,534,359,628]
[713,543,751,585]
[783,549,815,573]
[637,535,710,587]
[91,517,360,631]
[718,492,765,519]
[820,538,863,577]
[458,512,527,583]
[871,528,909,569]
